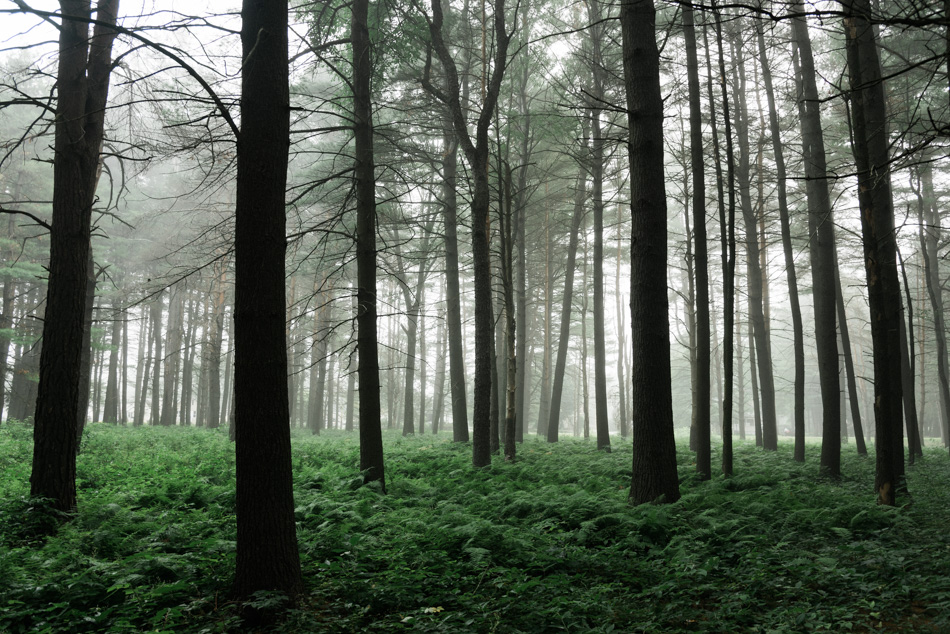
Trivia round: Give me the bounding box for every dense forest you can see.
[1,0,950,630]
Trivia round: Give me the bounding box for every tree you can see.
[423,0,512,467]
[30,0,120,514]
[353,0,385,489]
[789,0,841,477]
[842,0,905,505]
[682,2,711,479]
[621,0,680,505]
[231,0,304,599]
[758,12,807,464]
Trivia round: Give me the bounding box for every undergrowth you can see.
[1,421,948,632]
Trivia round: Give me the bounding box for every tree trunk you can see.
[103,298,122,424]
[683,3,710,478]
[916,159,950,446]
[707,5,737,473]
[134,303,149,427]
[547,122,589,444]
[834,259,868,454]
[621,0,680,505]
[731,32,778,452]
[76,250,96,441]
[31,0,119,513]
[353,0,385,489]
[761,12,807,463]
[537,208,553,437]
[843,0,906,505]
[149,292,163,426]
[231,0,303,600]
[0,274,16,423]
[160,285,183,427]
[789,1,840,474]
[898,251,923,460]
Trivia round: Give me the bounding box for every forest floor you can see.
[1,422,948,633]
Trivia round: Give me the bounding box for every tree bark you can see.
[683,3,710,478]
[789,2,841,474]
[31,0,119,513]
[103,298,122,424]
[353,0,385,488]
[915,160,950,447]
[730,31,778,452]
[834,258,868,454]
[547,122,589,444]
[231,0,303,600]
[621,0,680,505]
[842,0,905,505]
[762,11,807,464]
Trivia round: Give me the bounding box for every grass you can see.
[1,421,948,632]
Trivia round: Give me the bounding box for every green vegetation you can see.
[1,423,948,632]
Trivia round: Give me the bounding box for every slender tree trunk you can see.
[76,251,96,441]
[103,298,122,424]
[915,160,950,447]
[684,3,710,477]
[615,206,629,439]
[731,32,777,452]
[354,0,385,489]
[622,0,680,504]
[707,5,737,473]
[834,259,867,453]
[761,13,807,463]
[134,304,149,427]
[0,274,16,423]
[149,292,163,426]
[547,122,589,443]
[160,285,183,427]
[898,251,923,460]
[537,209,553,437]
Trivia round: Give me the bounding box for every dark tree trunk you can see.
[76,251,96,441]
[789,2,840,475]
[843,0,905,505]
[160,285,183,426]
[683,4,710,478]
[834,259,868,454]
[621,0,680,505]
[547,122,589,444]
[149,292,162,426]
[499,165,517,461]
[441,128,469,443]
[231,0,303,600]
[762,11,807,464]
[309,297,328,435]
[916,160,950,447]
[431,300,447,435]
[209,263,226,429]
[731,33,778,452]
[707,5,737,473]
[179,297,198,427]
[103,298,122,424]
[898,251,923,460]
[585,0,610,452]
[133,303,149,427]
[353,0,385,489]
[537,215,553,437]
[426,0,510,468]
[9,285,41,423]
[31,0,119,513]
